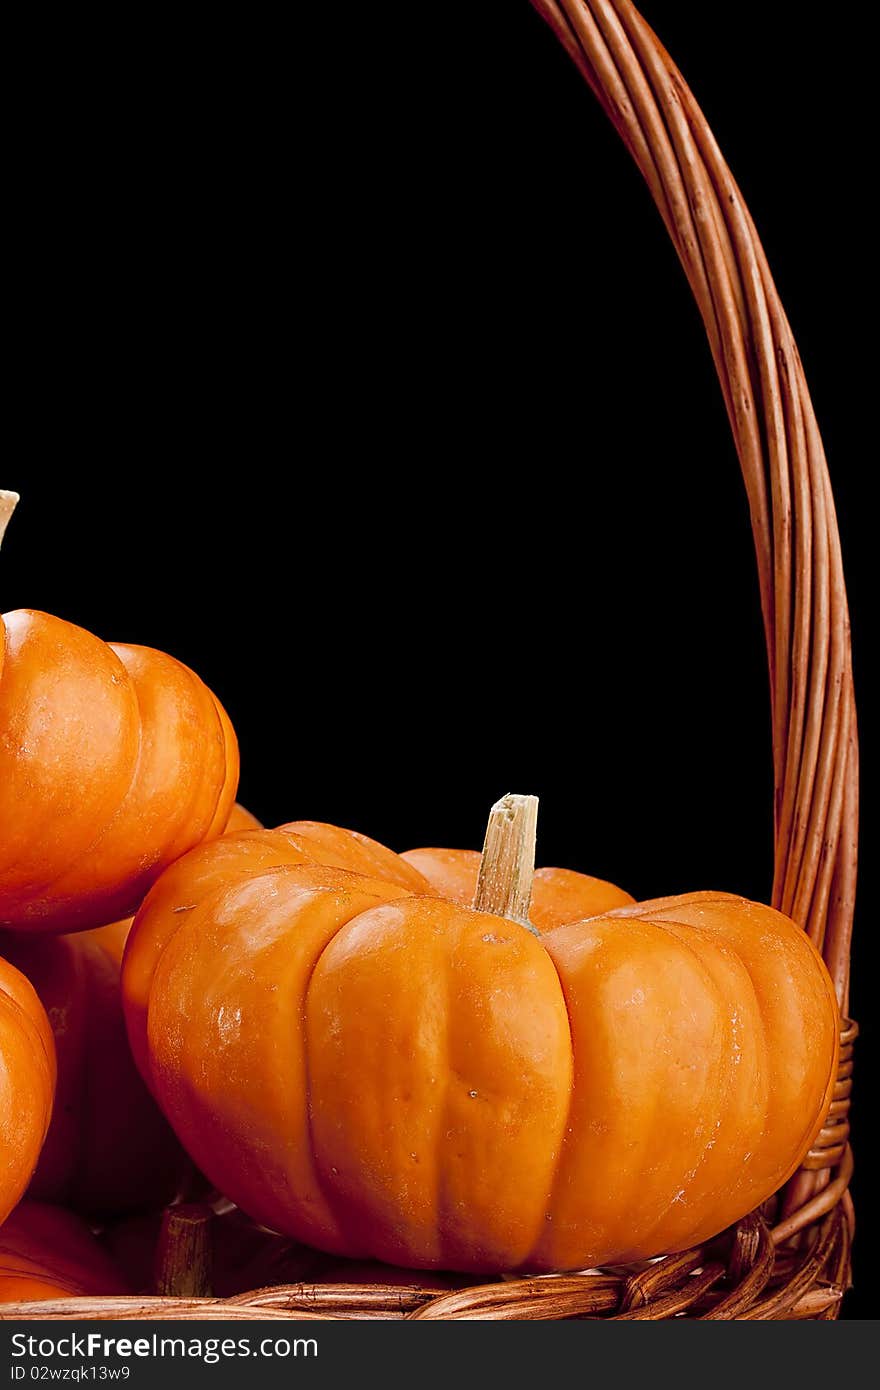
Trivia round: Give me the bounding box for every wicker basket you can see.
[3,0,857,1321]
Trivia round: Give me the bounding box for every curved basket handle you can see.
[530,0,857,1009]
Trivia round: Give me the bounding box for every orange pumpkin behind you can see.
[0,1202,129,1302]
[1,803,262,1218]
[2,924,185,1217]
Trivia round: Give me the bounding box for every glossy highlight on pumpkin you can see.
[123,822,840,1273]
[0,609,239,933]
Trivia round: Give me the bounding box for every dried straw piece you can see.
[737,1209,847,1320]
[226,1283,445,1317]
[0,1297,332,1322]
[408,1276,621,1321]
[701,1216,775,1319]
[613,1265,726,1320]
[618,1247,706,1313]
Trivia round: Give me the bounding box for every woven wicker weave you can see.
[2,0,857,1321]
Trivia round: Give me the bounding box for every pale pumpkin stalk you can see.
[473,793,541,937]
[154,1204,214,1298]
[0,490,19,548]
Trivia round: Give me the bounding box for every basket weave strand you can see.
[0,1,857,1320]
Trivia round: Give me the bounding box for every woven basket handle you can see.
[530,0,858,1009]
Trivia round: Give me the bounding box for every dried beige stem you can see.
[0,491,19,549]
[473,793,539,931]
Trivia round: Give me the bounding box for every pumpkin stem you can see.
[0,491,19,549]
[154,1203,214,1298]
[473,793,540,934]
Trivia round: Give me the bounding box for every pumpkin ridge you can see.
[2,636,236,928]
[676,977,773,1254]
[254,874,415,1252]
[627,907,838,1253]
[28,649,148,915]
[536,917,728,1267]
[536,914,768,1268]
[203,690,239,841]
[121,839,337,1077]
[629,901,840,1203]
[0,974,56,1103]
[521,944,576,1272]
[336,826,429,892]
[436,903,572,1270]
[113,647,232,877]
[123,650,212,869]
[134,858,330,984]
[611,912,770,1256]
[0,963,56,1223]
[436,925,459,1269]
[0,613,141,898]
[525,923,609,1268]
[648,913,775,1237]
[543,928,686,1267]
[299,896,407,1261]
[605,892,746,919]
[278,822,428,893]
[148,868,414,1254]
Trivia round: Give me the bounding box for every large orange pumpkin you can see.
[122,797,839,1273]
[0,803,261,1218]
[0,1202,129,1302]
[0,957,55,1226]
[0,495,239,934]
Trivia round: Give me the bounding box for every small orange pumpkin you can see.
[0,495,239,933]
[1,803,261,1218]
[0,957,55,1226]
[0,1202,129,1302]
[123,796,839,1273]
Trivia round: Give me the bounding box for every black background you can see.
[5,3,875,1315]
